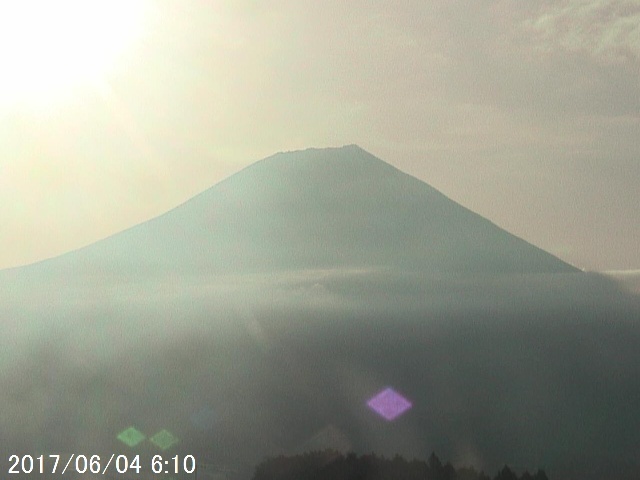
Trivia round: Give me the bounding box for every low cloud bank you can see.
[1,270,639,479]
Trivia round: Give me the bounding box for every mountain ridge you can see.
[3,145,578,277]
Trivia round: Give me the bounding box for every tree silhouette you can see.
[495,465,518,480]
[252,450,548,480]
[532,469,549,480]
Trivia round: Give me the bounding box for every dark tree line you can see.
[253,450,549,480]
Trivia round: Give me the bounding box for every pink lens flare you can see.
[367,387,412,421]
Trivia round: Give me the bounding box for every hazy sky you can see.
[1,0,638,272]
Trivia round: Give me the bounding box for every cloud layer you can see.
[525,0,640,61]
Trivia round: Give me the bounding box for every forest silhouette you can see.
[253,451,549,480]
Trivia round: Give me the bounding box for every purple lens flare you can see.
[367,387,412,421]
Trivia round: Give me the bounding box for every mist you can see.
[2,269,640,480]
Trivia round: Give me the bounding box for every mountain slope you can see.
[9,145,577,277]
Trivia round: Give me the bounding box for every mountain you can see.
[8,145,577,278]
[2,146,640,480]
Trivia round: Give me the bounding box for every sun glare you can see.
[0,0,147,107]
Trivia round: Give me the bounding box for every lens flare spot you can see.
[367,387,412,421]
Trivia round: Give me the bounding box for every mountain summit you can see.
[16,145,577,276]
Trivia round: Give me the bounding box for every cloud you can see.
[2,269,640,478]
[602,269,640,293]
[525,0,640,61]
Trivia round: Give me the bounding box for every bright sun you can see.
[0,0,147,107]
